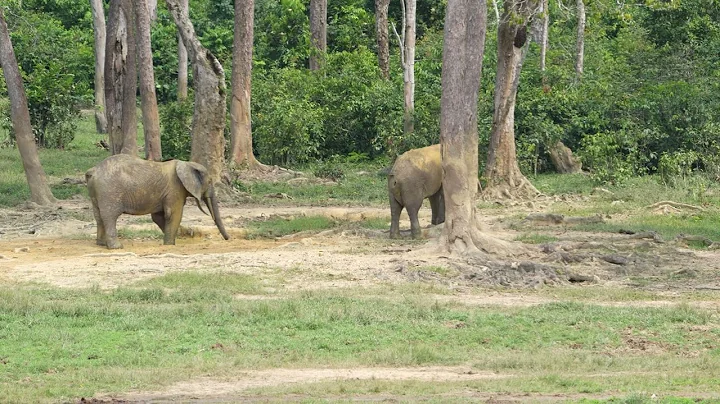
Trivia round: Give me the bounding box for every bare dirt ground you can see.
[2,195,720,402]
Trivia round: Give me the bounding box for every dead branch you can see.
[645,201,705,212]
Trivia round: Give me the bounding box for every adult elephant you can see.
[86,154,230,249]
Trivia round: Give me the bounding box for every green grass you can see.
[245,215,339,238]
[1,281,718,402]
[571,211,720,244]
[514,232,559,244]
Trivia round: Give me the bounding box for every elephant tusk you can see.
[195,198,209,215]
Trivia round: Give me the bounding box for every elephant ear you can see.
[176,161,208,201]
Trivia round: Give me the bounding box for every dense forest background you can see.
[1,0,719,185]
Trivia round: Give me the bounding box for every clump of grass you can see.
[117,228,163,240]
[514,233,559,244]
[246,215,337,238]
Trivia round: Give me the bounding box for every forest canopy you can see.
[1,0,719,185]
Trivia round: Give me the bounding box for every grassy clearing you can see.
[0,278,718,402]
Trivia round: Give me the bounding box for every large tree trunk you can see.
[177,0,188,100]
[483,0,540,200]
[309,0,327,71]
[105,0,138,156]
[375,0,390,79]
[440,0,510,255]
[230,0,264,169]
[90,0,108,134]
[0,9,56,206]
[165,0,227,185]
[575,0,585,79]
[133,0,162,161]
[402,0,416,136]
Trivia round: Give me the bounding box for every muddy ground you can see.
[1,194,719,402]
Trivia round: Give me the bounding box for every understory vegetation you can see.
[1,0,719,184]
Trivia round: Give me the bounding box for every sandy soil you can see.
[2,197,719,402]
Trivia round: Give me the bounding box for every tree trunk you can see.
[147,0,157,21]
[540,0,549,82]
[309,0,327,71]
[483,0,540,200]
[0,9,56,206]
[440,0,504,255]
[230,0,263,169]
[177,0,188,100]
[90,0,108,134]
[548,141,582,174]
[133,0,162,161]
[105,0,138,156]
[375,0,390,79]
[575,0,585,80]
[165,0,227,185]
[402,0,416,136]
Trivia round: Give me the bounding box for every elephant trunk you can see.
[204,189,230,240]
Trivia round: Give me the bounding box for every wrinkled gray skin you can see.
[86,154,230,249]
[388,144,444,239]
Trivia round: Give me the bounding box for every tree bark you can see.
[440,0,507,255]
[165,0,227,185]
[0,9,56,206]
[375,0,390,79]
[105,0,138,156]
[133,0,162,161]
[540,0,549,81]
[90,0,108,134]
[177,0,188,100]
[548,141,582,174]
[483,0,540,200]
[402,0,416,136]
[575,0,585,80]
[230,0,263,169]
[309,0,327,71]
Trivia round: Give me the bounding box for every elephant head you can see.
[176,161,230,241]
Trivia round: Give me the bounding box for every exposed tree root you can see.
[646,200,704,212]
[481,176,541,200]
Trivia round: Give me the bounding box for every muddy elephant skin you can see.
[86,154,230,249]
[388,144,444,239]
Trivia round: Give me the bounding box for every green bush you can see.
[159,98,193,161]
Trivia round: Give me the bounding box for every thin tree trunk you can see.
[491,0,500,24]
[133,0,162,161]
[375,0,390,79]
[575,0,585,79]
[105,0,138,156]
[90,0,108,134]
[165,0,227,185]
[230,0,263,169]
[483,0,540,200]
[402,0,416,136]
[177,0,188,100]
[0,9,56,206]
[147,0,157,21]
[309,0,327,71]
[540,0,549,81]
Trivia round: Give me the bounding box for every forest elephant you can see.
[86,154,230,249]
[388,144,444,239]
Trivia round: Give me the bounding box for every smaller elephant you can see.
[86,154,230,249]
[388,144,444,239]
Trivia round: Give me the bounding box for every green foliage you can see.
[246,215,337,238]
[313,163,345,181]
[0,9,88,149]
[578,131,647,185]
[159,98,193,161]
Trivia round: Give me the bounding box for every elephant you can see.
[388,144,444,239]
[86,154,230,249]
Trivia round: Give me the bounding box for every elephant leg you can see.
[429,186,445,225]
[91,200,106,246]
[100,210,123,249]
[389,195,403,239]
[151,212,166,232]
[406,202,422,239]
[162,206,184,245]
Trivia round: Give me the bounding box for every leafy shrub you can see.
[658,150,701,185]
[313,163,345,181]
[578,131,646,185]
[159,98,193,160]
